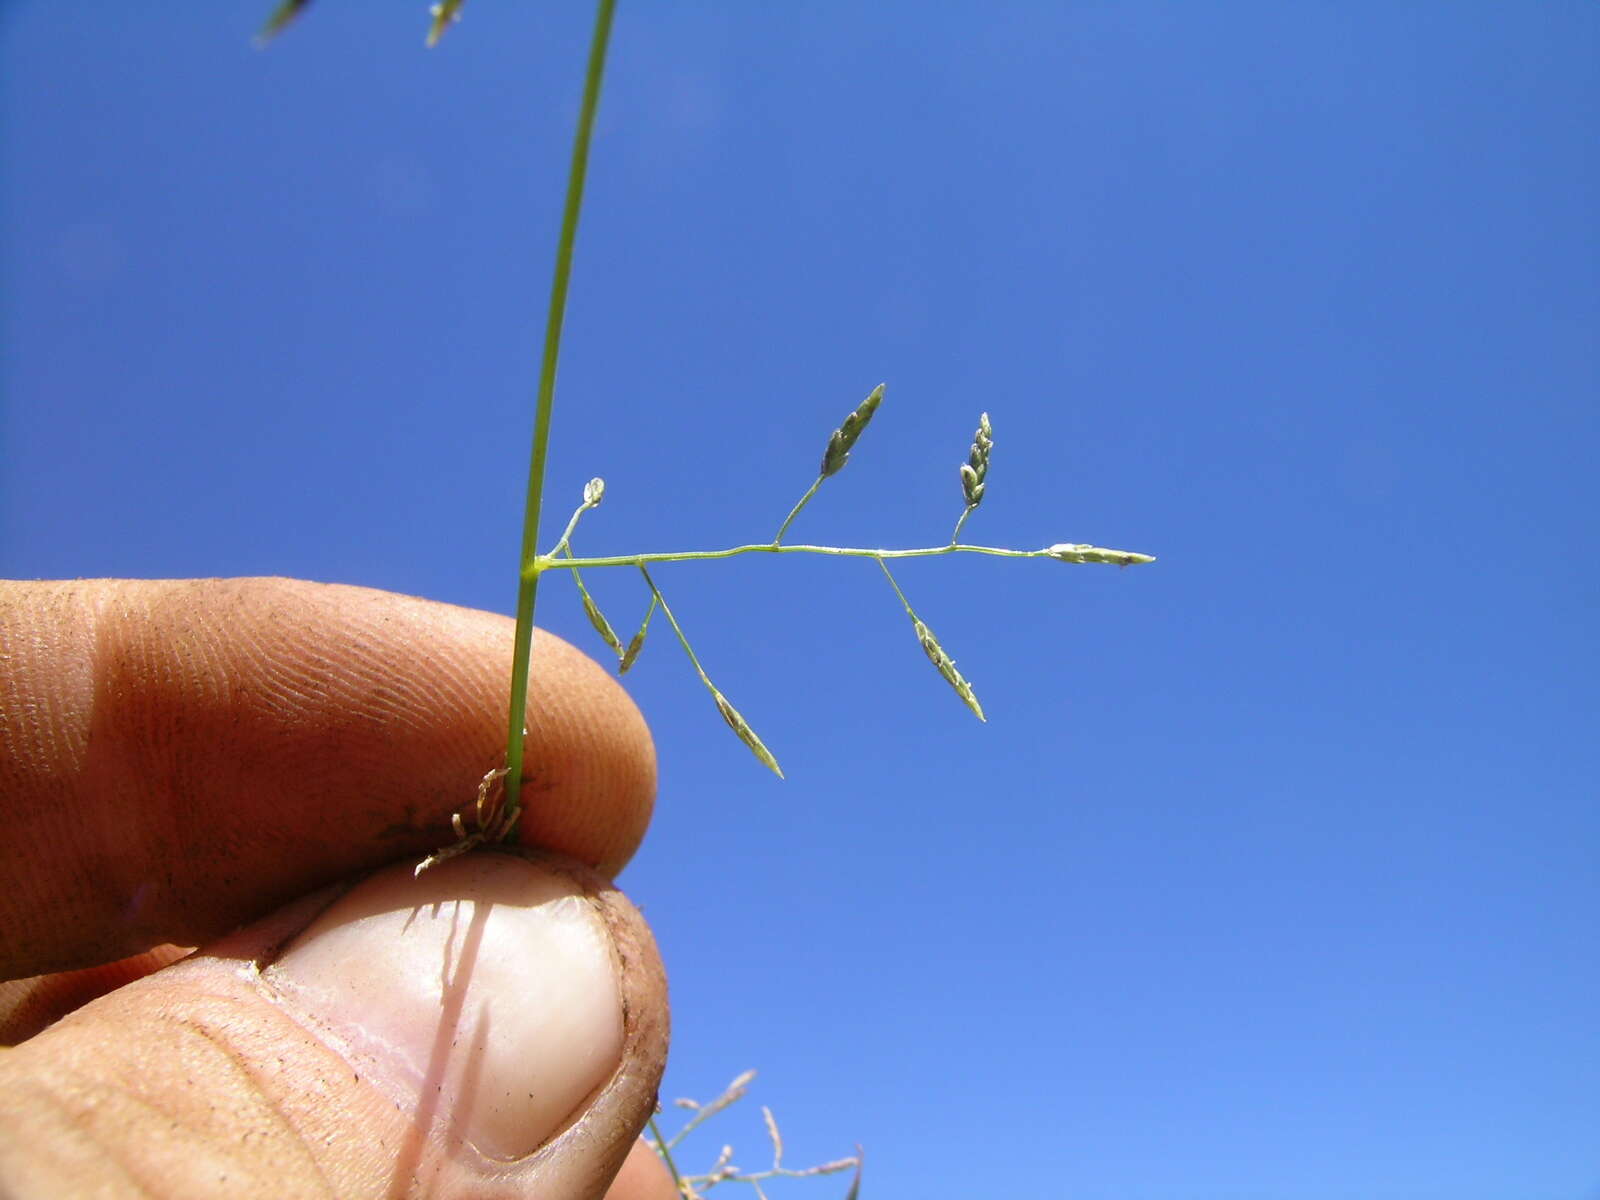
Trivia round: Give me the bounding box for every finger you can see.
[0,945,191,1046]
[604,1139,681,1200]
[0,578,656,980]
[0,850,669,1199]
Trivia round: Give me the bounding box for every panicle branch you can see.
[876,558,986,722]
[648,1072,864,1199]
[640,567,784,778]
[424,386,1152,871]
[500,394,1152,788]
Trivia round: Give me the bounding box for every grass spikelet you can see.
[714,691,785,778]
[425,0,466,47]
[619,630,646,673]
[577,578,623,657]
[618,593,656,674]
[762,1105,783,1168]
[820,383,885,478]
[961,411,992,508]
[877,557,987,722]
[1044,542,1157,566]
[254,0,311,44]
[951,411,993,542]
[913,618,986,722]
[640,567,784,777]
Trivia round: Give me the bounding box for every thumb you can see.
[0,850,669,1199]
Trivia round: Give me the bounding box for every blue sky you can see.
[3,4,1597,1197]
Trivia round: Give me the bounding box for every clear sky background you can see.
[3,4,1596,1197]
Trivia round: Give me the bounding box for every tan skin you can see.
[0,579,679,1199]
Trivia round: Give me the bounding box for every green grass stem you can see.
[648,1115,689,1197]
[502,0,617,835]
[637,566,711,685]
[772,476,823,545]
[950,505,976,545]
[874,555,916,618]
[638,565,784,776]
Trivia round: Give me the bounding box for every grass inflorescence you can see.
[257,0,1154,867]
[261,5,1155,1194]
[525,386,1152,778]
[648,1072,862,1200]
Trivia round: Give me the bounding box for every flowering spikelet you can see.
[763,1106,784,1168]
[426,0,465,46]
[618,594,656,675]
[580,588,623,657]
[960,412,993,509]
[1044,542,1156,566]
[255,0,312,43]
[913,619,986,722]
[820,384,885,478]
[713,691,784,777]
[619,628,646,673]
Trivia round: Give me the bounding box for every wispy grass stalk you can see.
[541,539,1154,571]
[501,0,617,835]
[649,1072,863,1199]
[269,0,1154,830]
[638,567,784,778]
[875,557,985,722]
[649,1114,690,1198]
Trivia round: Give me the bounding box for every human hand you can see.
[0,578,678,1198]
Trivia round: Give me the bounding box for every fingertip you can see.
[0,945,192,1046]
[604,1138,682,1200]
[0,578,658,978]
[513,626,658,878]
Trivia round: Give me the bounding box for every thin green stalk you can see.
[876,554,987,721]
[648,1115,689,1198]
[565,551,624,658]
[772,475,823,545]
[875,555,916,618]
[503,0,617,835]
[541,541,1049,572]
[638,565,783,776]
[950,504,976,545]
[637,567,713,685]
[548,500,594,559]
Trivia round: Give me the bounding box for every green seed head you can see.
[618,628,646,674]
[255,0,311,44]
[820,383,886,478]
[618,594,656,675]
[580,589,624,656]
[1044,542,1156,566]
[913,619,987,722]
[960,412,993,508]
[959,463,984,508]
[426,0,465,47]
[713,691,785,777]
